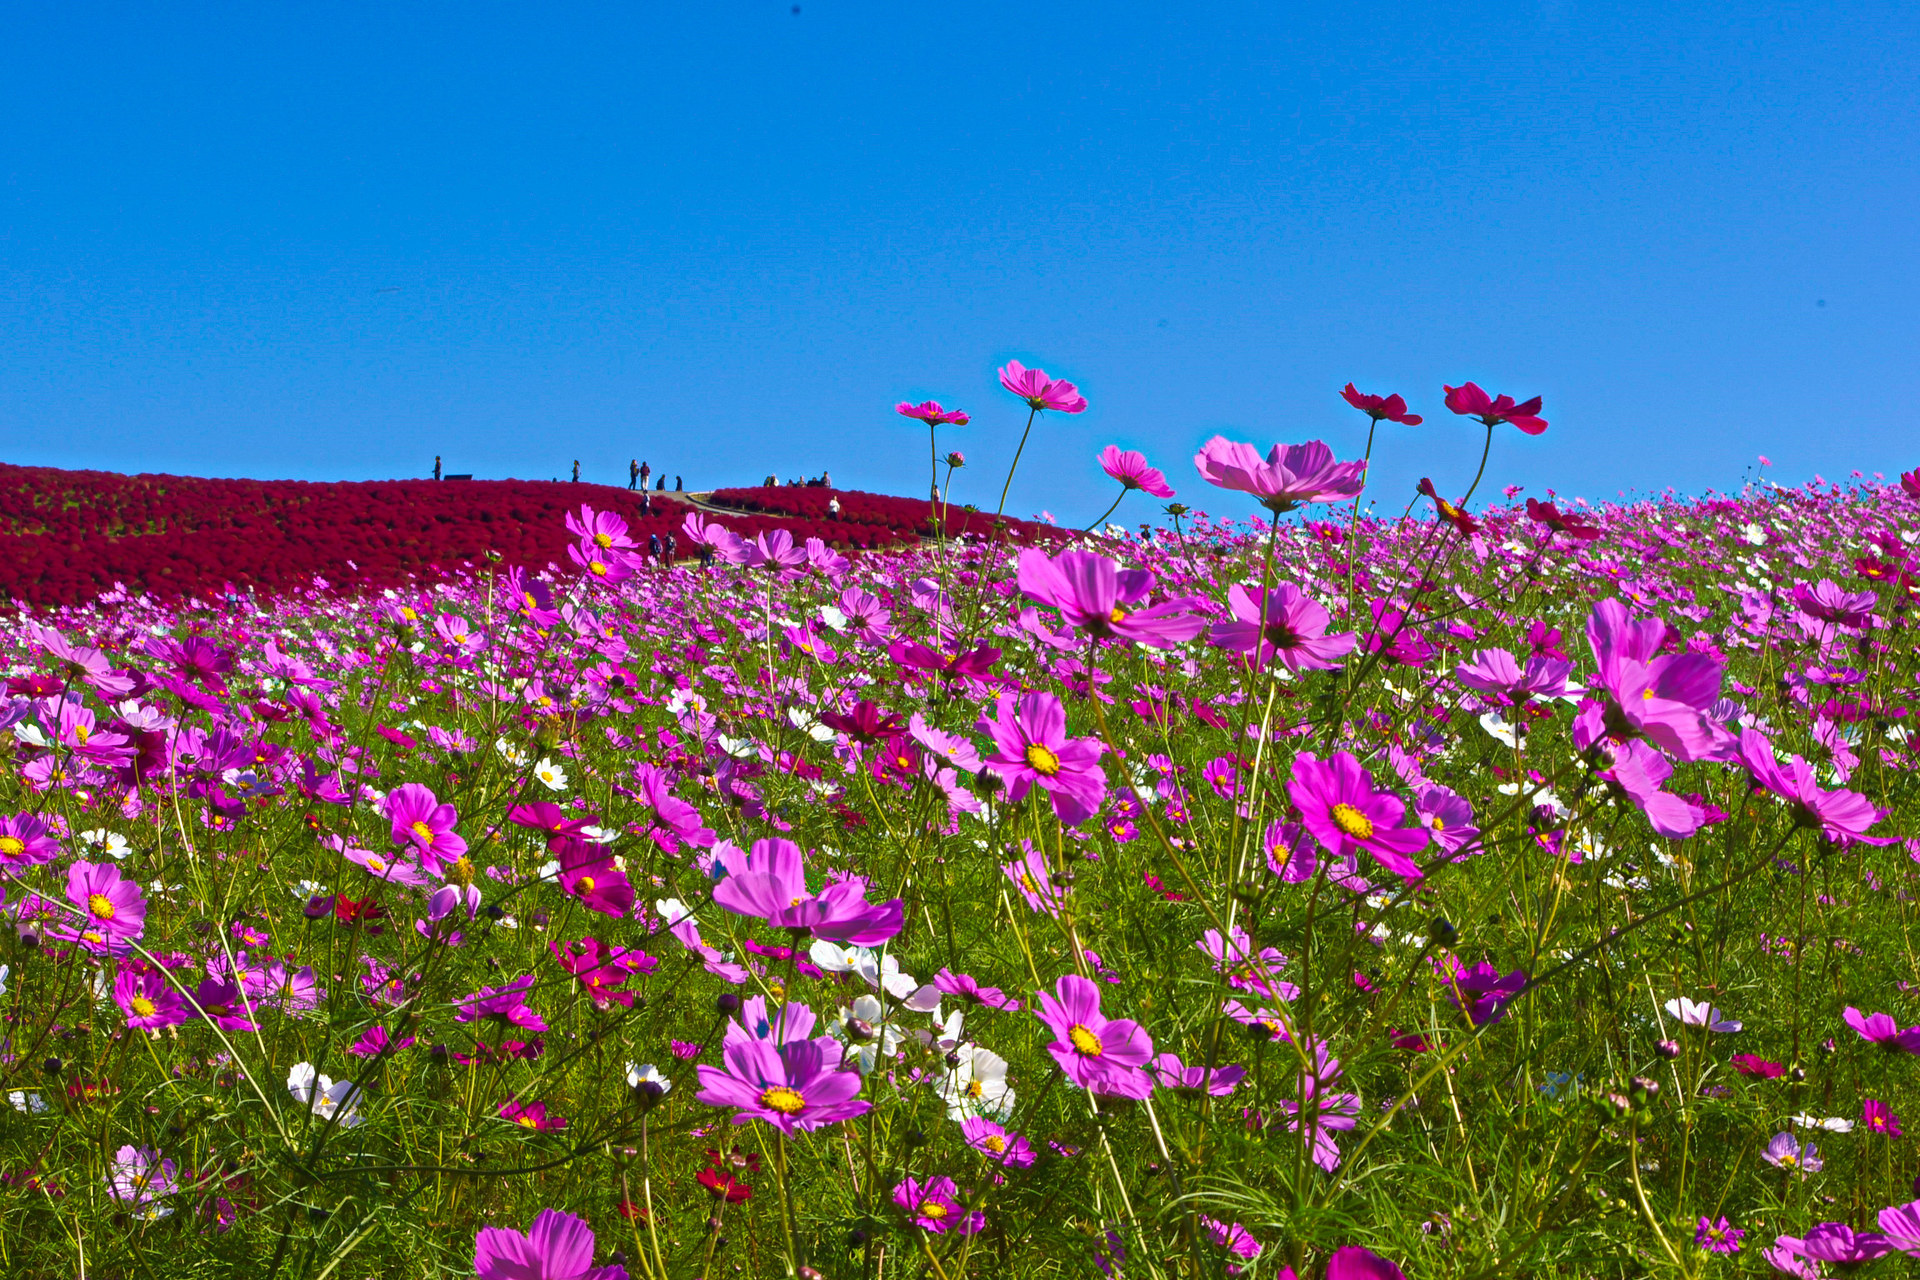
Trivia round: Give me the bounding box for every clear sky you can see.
[2,2,1914,525]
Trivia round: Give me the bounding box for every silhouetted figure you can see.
[640,460,651,489]
[656,476,666,491]
[629,459,639,490]
[572,460,581,483]
[674,475,683,491]
[434,455,442,481]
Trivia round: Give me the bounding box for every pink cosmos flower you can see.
[1735,728,1892,846]
[1002,843,1068,917]
[0,812,60,867]
[1325,1247,1408,1280]
[475,1208,627,1280]
[999,360,1087,413]
[1264,821,1320,883]
[1208,584,1356,672]
[564,506,636,552]
[894,1175,985,1234]
[1583,598,1732,763]
[978,691,1108,825]
[1032,973,1154,1098]
[1601,739,1705,839]
[1762,1131,1822,1173]
[1876,1201,1920,1255]
[712,837,904,945]
[1442,959,1528,1026]
[1791,579,1877,628]
[1443,382,1547,434]
[456,976,548,1034]
[1413,787,1479,856]
[1192,437,1366,512]
[1776,1222,1893,1265]
[567,541,638,584]
[932,967,1021,1012]
[1665,997,1741,1033]
[1097,445,1175,498]
[115,965,189,1031]
[1202,1217,1262,1266]
[107,1145,177,1216]
[1454,648,1573,701]
[555,837,636,918]
[384,783,468,866]
[1016,548,1205,647]
[61,860,146,956]
[1151,1052,1245,1098]
[1864,1098,1903,1136]
[1288,752,1429,880]
[695,1024,870,1134]
[1340,384,1422,425]
[896,400,970,426]
[1843,1007,1920,1054]
[960,1116,1036,1167]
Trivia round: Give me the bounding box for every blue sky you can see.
[1,2,1914,524]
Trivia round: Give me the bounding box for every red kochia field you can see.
[0,467,1063,607]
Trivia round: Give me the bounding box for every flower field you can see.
[3,365,1920,1279]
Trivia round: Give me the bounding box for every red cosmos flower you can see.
[1417,479,1478,534]
[333,895,384,924]
[1525,498,1602,541]
[1901,469,1920,499]
[1730,1053,1785,1078]
[1443,382,1548,435]
[697,1166,752,1203]
[896,401,970,426]
[1340,384,1422,425]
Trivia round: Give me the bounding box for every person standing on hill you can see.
[434,455,442,481]
[629,459,639,490]
[674,475,683,491]
[572,460,581,484]
[656,475,666,491]
[640,460,651,489]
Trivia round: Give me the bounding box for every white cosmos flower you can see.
[625,1063,671,1096]
[941,1045,1015,1121]
[532,757,569,791]
[79,829,133,859]
[288,1062,365,1128]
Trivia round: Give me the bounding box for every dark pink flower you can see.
[1016,548,1205,648]
[978,691,1108,825]
[1288,752,1429,880]
[999,361,1087,413]
[896,400,970,426]
[555,838,636,918]
[475,1208,626,1280]
[1151,1052,1245,1098]
[1325,1246,1408,1280]
[564,505,636,552]
[1443,382,1547,434]
[1864,1098,1904,1137]
[384,783,468,866]
[456,975,548,1034]
[893,1175,984,1234]
[1340,384,1422,425]
[1843,1006,1920,1053]
[1032,973,1154,1097]
[61,860,146,956]
[712,837,904,945]
[694,1025,870,1134]
[1193,437,1365,512]
[115,965,188,1031]
[1735,728,1892,846]
[1097,445,1174,498]
[1583,599,1732,763]
[0,813,60,867]
[1209,583,1355,672]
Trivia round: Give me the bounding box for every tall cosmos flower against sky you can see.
[1192,437,1366,513]
[1208,583,1355,672]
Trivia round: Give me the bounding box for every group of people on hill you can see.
[427,456,683,497]
[763,471,832,489]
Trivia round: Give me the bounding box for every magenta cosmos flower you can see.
[1736,727,1892,846]
[1775,1222,1894,1265]
[455,975,548,1034]
[1015,548,1205,648]
[893,1175,985,1234]
[116,965,189,1031]
[1193,437,1366,512]
[384,783,467,866]
[1288,753,1429,880]
[695,1029,870,1135]
[711,837,903,945]
[1209,583,1356,672]
[1033,973,1154,1098]
[978,691,1108,825]
[1321,1247,1408,1280]
[1877,1201,1920,1255]
[1844,1007,1920,1054]
[1583,598,1731,763]
[0,812,60,867]
[999,360,1087,413]
[896,400,970,426]
[1097,445,1175,498]
[555,837,635,918]
[61,860,146,956]
[475,1208,627,1280]
[1443,382,1547,434]
[563,505,636,552]
[1340,384,1423,425]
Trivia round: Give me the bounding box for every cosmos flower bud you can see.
[1427,917,1458,948]
[1655,1039,1681,1060]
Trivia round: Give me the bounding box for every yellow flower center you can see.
[451,856,476,887]
[1024,743,1062,776]
[760,1086,806,1114]
[594,532,613,549]
[1068,1024,1102,1056]
[1430,816,1446,831]
[88,893,115,920]
[1108,607,1128,624]
[130,996,157,1017]
[1642,687,1656,700]
[576,876,596,894]
[965,1080,984,1099]
[921,1201,949,1219]
[366,856,387,872]
[75,724,91,744]
[410,820,435,844]
[590,560,610,577]
[524,592,539,609]
[1780,1153,1797,1167]
[1330,803,1374,840]
[516,1114,538,1128]
[83,930,106,945]
[0,836,23,857]
[984,1133,1005,1152]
